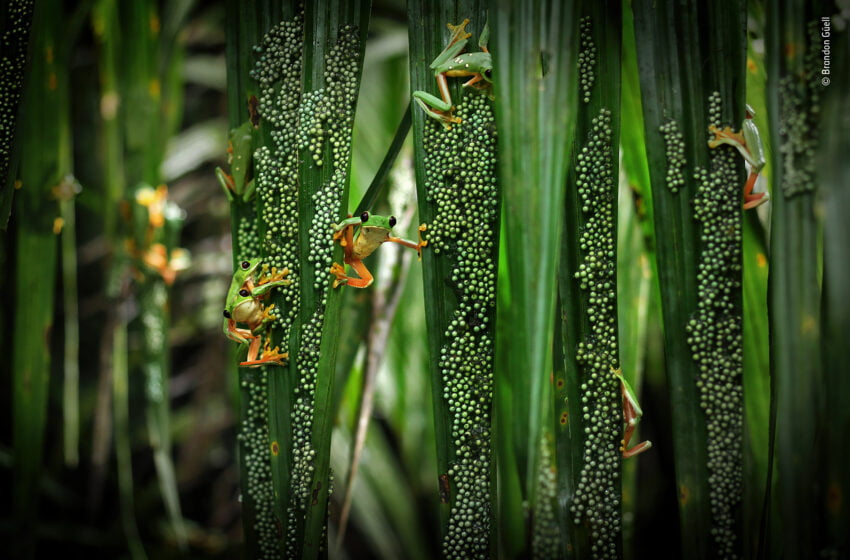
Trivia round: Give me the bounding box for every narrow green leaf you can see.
[557,3,626,557]
[765,2,827,556]
[0,0,34,228]
[489,0,578,556]
[409,2,499,556]
[819,13,850,554]
[246,2,371,556]
[634,0,748,557]
[11,1,63,555]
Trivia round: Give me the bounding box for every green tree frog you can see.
[612,367,652,458]
[216,120,256,203]
[222,258,291,366]
[708,105,769,210]
[330,211,428,289]
[412,19,492,129]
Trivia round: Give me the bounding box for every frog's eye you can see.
[239,289,250,297]
[360,211,369,222]
[484,68,492,80]
[223,310,231,318]
[389,216,397,228]
[241,261,251,270]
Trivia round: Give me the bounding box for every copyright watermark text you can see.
[821,16,831,86]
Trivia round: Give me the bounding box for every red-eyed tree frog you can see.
[708,105,769,210]
[222,259,291,367]
[329,212,428,289]
[412,19,492,129]
[612,367,652,459]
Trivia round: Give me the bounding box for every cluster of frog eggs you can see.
[422,97,499,255]
[1,0,33,180]
[569,108,622,560]
[251,14,304,333]
[422,94,498,559]
[532,437,562,559]
[305,24,360,292]
[250,16,307,557]
[251,16,303,129]
[659,119,687,193]
[236,219,261,260]
[255,21,363,552]
[686,92,743,560]
[778,72,819,197]
[288,26,362,551]
[578,16,596,104]
[236,368,281,559]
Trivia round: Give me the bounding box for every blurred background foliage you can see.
[0,0,847,558]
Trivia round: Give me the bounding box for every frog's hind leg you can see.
[743,171,769,210]
[620,393,652,459]
[462,73,486,88]
[333,257,374,289]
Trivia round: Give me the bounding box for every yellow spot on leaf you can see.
[679,483,691,505]
[101,92,119,120]
[827,481,841,514]
[45,46,54,63]
[53,217,64,234]
[801,315,817,335]
[784,42,798,58]
[756,253,767,268]
[747,58,757,73]
[48,73,57,91]
[148,78,161,100]
[270,441,280,456]
[149,14,160,34]
[14,180,22,190]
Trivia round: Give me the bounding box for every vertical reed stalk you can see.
[818,13,849,554]
[634,1,748,557]
[409,2,500,557]
[765,2,827,556]
[489,1,578,557]
[0,0,34,225]
[11,1,64,555]
[558,3,624,557]
[242,1,370,555]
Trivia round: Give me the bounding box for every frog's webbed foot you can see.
[417,224,428,260]
[332,227,348,246]
[257,266,290,287]
[446,19,472,47]
[330,262,349,288]
[621,435,653,459]
[240,336,289,368]
[707,124,746,151]
[251,303,279,334]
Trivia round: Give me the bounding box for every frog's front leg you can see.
[330,220,358,287]
[216,168,236,203]
[252,267,291,298]
[387,223,429,260]
[249,303,279,337]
